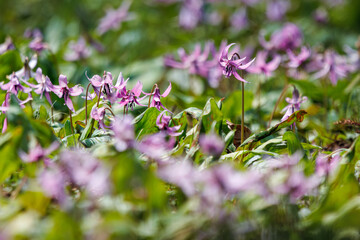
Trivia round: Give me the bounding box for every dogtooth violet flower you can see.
[312,50,350,85]
[52,74,83,112]
[27,68,55,105]
[64,37,91,61]
[97,1,133,35]
[247,51,281,77]
[281,86,307,122]
[147,82,172,111]
[164,42,213,78]
[259,23,303,51]
[156,110,182,136]
[287,46,311,68]
[86,71,114,97]
[118,81,146,111]
[19,142,59,166]
[199,133,225,158]
[0,37,14,55]
[1,72,32,95]
[219,43,255,83]
[91,106,111,130]
[112,115,134,152]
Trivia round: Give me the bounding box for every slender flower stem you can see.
[51,106,54,124]
[241,72,245,144]
[85,83,92,125]
[90,86,103,135]
[268,83,289,128]
[69,109,77,147]
[148,84,156,108]
[105,107,115,117]
[96,86,103,107]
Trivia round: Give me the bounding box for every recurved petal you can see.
[161,82,172,97]
[69,85,84,96]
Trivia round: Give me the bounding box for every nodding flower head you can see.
[52,74,83,112]
[156,110,182,136]
[147,82,172,111]
[219,43,255,83]
[281,86,307,123]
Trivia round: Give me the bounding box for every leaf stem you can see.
[85,83,92,125]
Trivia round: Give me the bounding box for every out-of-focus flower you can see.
[1,73,32,95]
[29,37,48,53]
[59,150,110,198]
[64,37,91,61]
[266,0,289,21]
[38,167,67,204]
[52,74,83,112]
[156,110,181,136]
[164,42,213,77]
[312,50,350,85]
[247,51,281,77]
[219,43,255,82]
[241,0,261,6]
[28,68,55,105]
[271,168,319,203]
[281,86,307,122]
[260,23,303,51]
[19,142,59,166]
[97,1,133,35]
[313,8,328,24]
[137,132,175,163]
[112,115,134,152]
[15,55,38,81]
[147,83,172,111]
[157,160,198,196]
[179,0,203,30]
[0,93,10,133]
[316,153,341,177]
[199,133,224,157]
[287,46,311,68]
[0,37,14,55]
[24,28,43,39]
[231,8,248,30]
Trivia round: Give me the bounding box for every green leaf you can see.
[80,135,112,148]
[201,98,223,133]
[134,107,160,138]
[239,110,307,149]
[64,120,73,136]
[79,118,95,141]
[222,90,254,120]
[0,50,23,80]
[283,131,304,155]
[61,134,80,148]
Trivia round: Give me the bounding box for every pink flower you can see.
[219,43,255,83]
[247,51,281,77]
[52,74,83,112]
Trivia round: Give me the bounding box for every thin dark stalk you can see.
[51,106,54,124]
[148,84,156,108]
[105,107,115,117]
[268,84,290,128]
[241,81,245,144]
[69,109,76,147]
[85,83,92,125]
[90,86,103,135]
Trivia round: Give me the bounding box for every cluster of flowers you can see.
[165,22,358,87]
[155,0,345,30]
[0,48,175,132]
